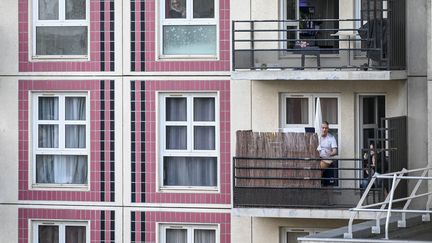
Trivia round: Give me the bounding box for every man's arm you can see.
[330,148,338,157]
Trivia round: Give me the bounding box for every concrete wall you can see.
[231,79,407,159]
[0,0,19,74]
[406,0,429,208]
[232,215,347,243]
[0,78,18,203]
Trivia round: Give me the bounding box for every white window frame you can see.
[157,0,220,60]
[159,223,219,243]
[32,220,90,243]
[32,0,90,60]
[157,92,220,192]
[280,227,327,243]
[31,92,90,189]
[279,93,341,144]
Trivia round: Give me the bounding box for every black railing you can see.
[232,17,405,70]
[233,156,389,208]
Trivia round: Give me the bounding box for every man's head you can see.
[172,0,180,7]
[321,121,329,137]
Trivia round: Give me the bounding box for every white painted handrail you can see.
[344,167,432,240]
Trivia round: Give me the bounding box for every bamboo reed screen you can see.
[235,131,321,188]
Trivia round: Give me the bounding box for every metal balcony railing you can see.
[232,17,405,71]
[233,156,390,208]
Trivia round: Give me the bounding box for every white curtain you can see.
[164,157,217,186]
[166,126,187,149]
[166,229,187,243]
[38,225,59,243]
[66,97,86,120]
[194,229,215,243]
[66,226,86,243]
[36,155,88,184]
[39,97,59,120]
[39,125,59,148]
[38,0,59,20]
[65,125,86,148]
[286,98,308,124]
[194,126,215,150]
[194,98,215,121]
[320,98,338,124]
[166,98,187,121]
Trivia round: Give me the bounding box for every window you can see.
[33,0,89,58]
[32,93,89,187]
[32,221,89,243]
[280,228,325,243]
[281,0,339,50]
[159,93,218,190]
[159,0,218,58]
[280,94,339,142]
[160,224,218,243]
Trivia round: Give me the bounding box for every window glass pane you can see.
[163,25,217,55]
[285,0,296,19]
[166,98,187,121]
[329,128,338,143]
[166,0,186,18]
[39,0,59,20]
[286,98,308,124]
[39,125,59,148]
[166,229,187,243]
[39,97,59,120]
[65,97,86,120]
[164,157,217,186]
[193,0,214,18]
[39,225,59,243]
[194,229,216,243]
[194,97,215,121]
[36,155,88,184]
[320,98,338,124]
[66,226,86,243]
[166,126,187,149]
[362,97,376,124]
[36,26,88,55]
[65,125,86,148]
[66,0,86,19]
[194,126,215,150]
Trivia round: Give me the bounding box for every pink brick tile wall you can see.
[130,211,230,243]
[18,208,115,243]
[130,80,231,204]
[18,80,115,202]
[18,0,115,72]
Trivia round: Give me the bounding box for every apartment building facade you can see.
[230,0,431,242]
[0,0,431,243]
[0,0,231,242]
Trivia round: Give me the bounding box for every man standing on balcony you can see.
[318,121,338,169]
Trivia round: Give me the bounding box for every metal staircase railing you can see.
[344,167,432,240]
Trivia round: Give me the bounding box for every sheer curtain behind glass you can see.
[65,97,86,148]
[66,226,86,243]
[194,229,216,243]
[166,98,187,150]
[194,97,215,150]
[36,96,87,185]
[319,98,338,124]
[164,157,217,186]
[166,229,187,243]
[286,98,308,124]
[39,225,59,243]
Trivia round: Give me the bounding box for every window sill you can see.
[31,55,90,62]
[31,184,90,191]
[159,186,219,193]
[157,55,219,62]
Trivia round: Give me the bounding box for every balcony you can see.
[232,2,406,73]
[233,117,407,209]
